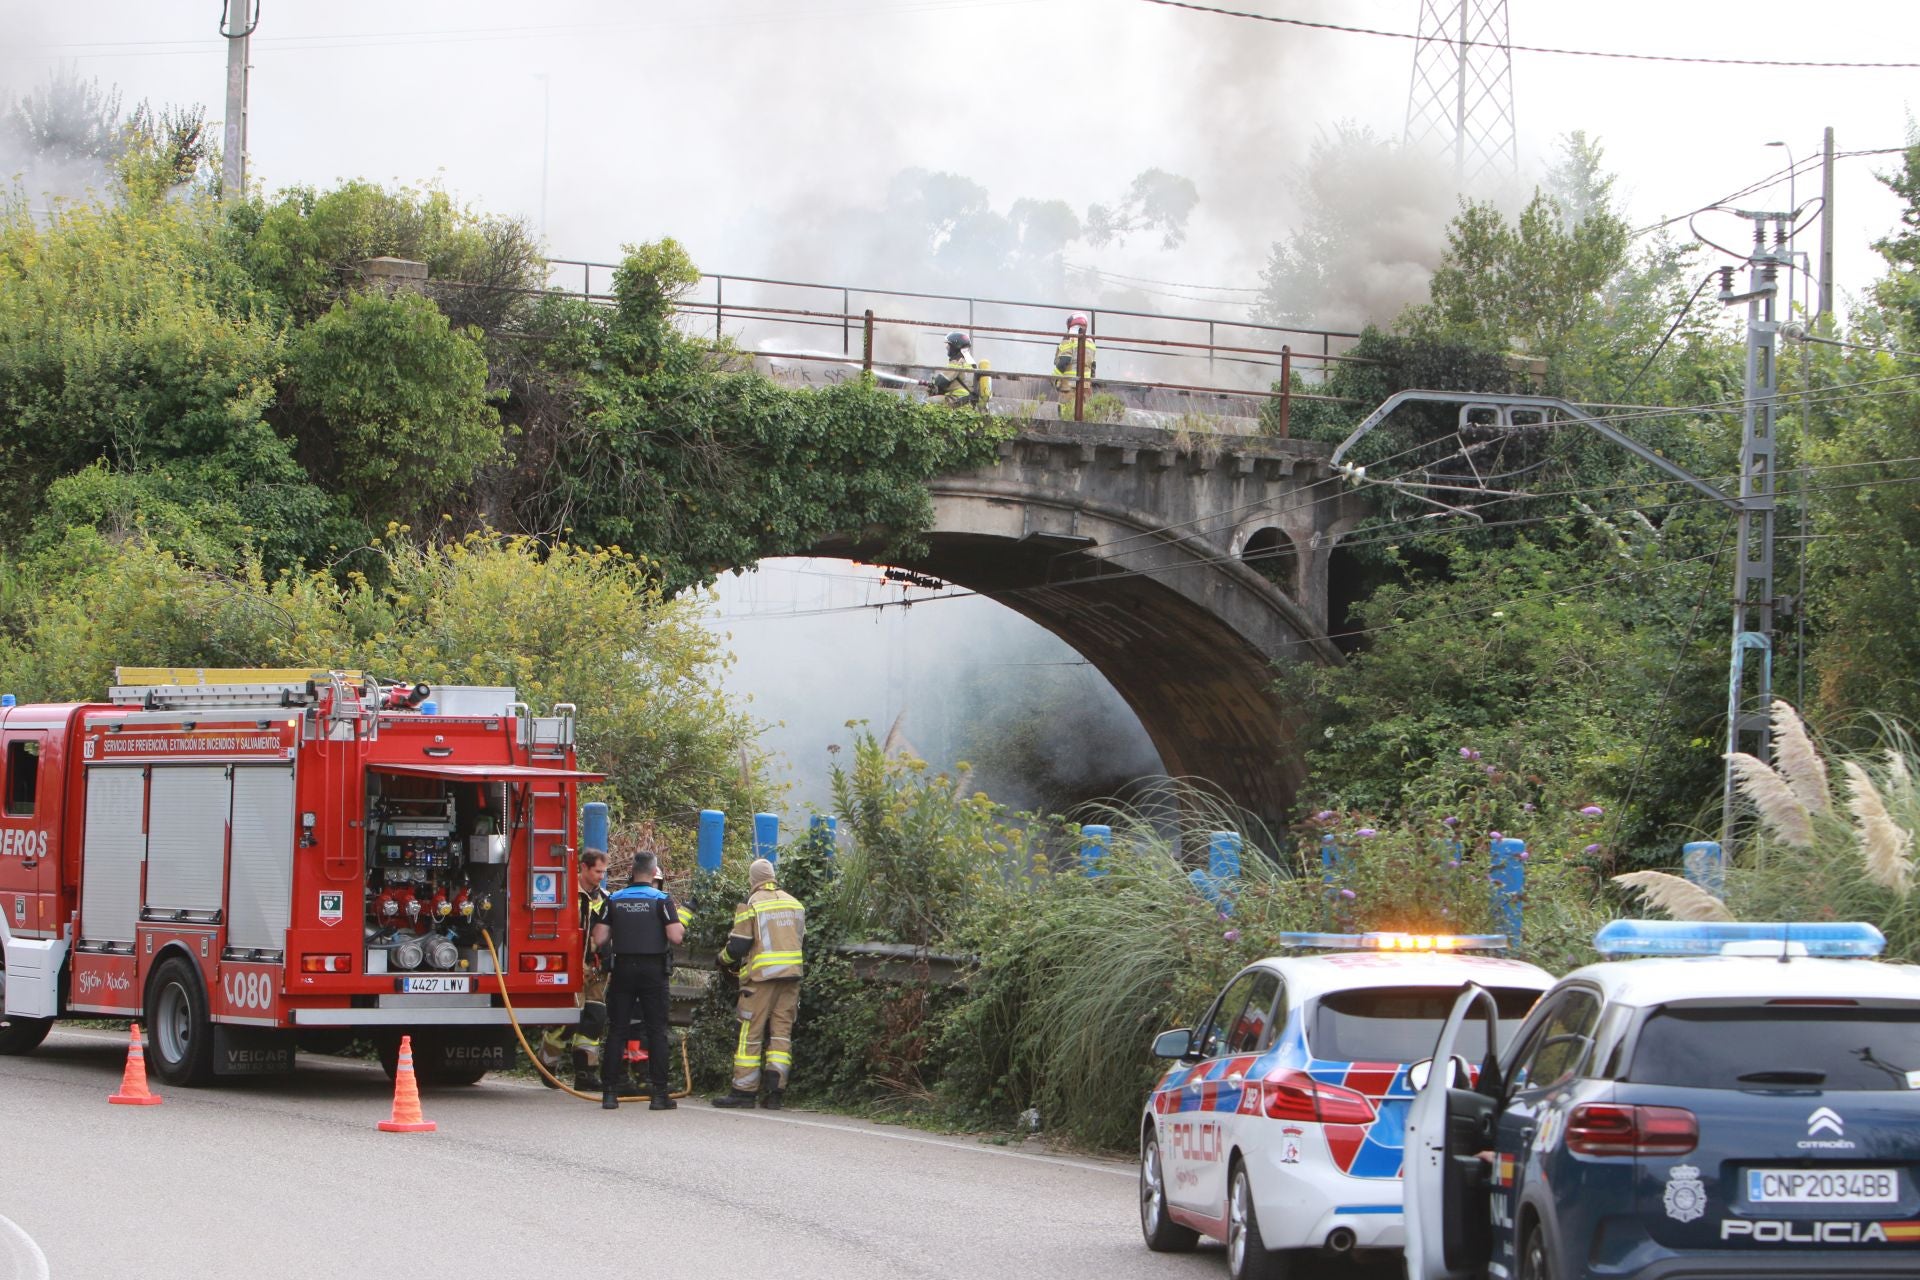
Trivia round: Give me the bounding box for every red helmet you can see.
[1066,312,1090,332]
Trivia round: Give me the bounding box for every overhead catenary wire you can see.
[1133,0,1920,69]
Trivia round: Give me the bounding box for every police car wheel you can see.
[1519,1225,1554,1280]
[0,968,53,1055]
[1139,1131,1198,1252]
[146,956,214,1086]
[1226,1161,1292,1280]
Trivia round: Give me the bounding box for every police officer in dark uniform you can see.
[589,850,684,1111]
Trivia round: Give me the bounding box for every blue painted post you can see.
[580,801,609,853]
[1079,824,1111,877]
[1491,837,1527,946]
[808,813,838,855]
[1208,830,1242,883]
[697,810,726,874]
[1188,868,1230,913]
[1681,840,1726,900]
[1319,834,1340,886]
[754,812,780,864]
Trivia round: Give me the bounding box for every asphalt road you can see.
[0,1028,1401,1280]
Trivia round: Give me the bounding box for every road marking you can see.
[0,1214,50,1280]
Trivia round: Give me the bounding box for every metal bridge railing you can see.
[541,260,1377,431]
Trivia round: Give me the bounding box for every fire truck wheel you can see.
[0,967,52,1055]
[146,956,214,1086]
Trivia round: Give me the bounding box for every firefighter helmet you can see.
[1066,312,1090,332]
[946,331,969,354]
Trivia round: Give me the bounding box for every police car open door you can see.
[1404,983,1504,1280]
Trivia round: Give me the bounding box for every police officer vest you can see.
[605,884,675,955]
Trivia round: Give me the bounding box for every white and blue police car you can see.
[1139,932,1555,1279]
[1405,920,1920,1280]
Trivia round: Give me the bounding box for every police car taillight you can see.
[1261,1069,1377,1125]
[1566,1103,1697,1157]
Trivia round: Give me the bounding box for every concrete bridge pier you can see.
[813,421,1367,832]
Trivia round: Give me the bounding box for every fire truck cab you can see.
[0,668,597,1087]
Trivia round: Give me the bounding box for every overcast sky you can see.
[6,1,1916,306]
[6,0,1918,815]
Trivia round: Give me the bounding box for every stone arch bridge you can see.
[809,421,1370,828]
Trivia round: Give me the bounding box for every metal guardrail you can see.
[541,260,1377,433]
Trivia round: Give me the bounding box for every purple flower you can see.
[1459,747,1473,759]
[1355,827,1378,838]
[1522,803,1536,813]
[1442,815,1459,827]
[1447,860,1461,869]
[1314,810,1335,823]
[1223,929,1240,943]
[1518,852,1530,861]
[1485,765,1498,776]
[1489,830,1504,841]
[1584,843,1601,855]
[1339,888,1357,900]
[1580,804,1604,818]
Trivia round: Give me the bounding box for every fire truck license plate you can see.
[397,976,471,994]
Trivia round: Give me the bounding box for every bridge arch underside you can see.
[811,500,1339,830]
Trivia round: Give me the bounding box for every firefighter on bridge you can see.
[927,331,986,408]
[710,858,806,1109]
[1053,311,1096,415]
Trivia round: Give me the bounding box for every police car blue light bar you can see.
[1593,919,1886,958]
[1276,931,1510,953]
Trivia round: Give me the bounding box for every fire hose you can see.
[480,928,692,1103]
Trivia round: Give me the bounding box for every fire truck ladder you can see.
[110,667,350,711]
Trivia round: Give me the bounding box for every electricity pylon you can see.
[1403,0,1518,185]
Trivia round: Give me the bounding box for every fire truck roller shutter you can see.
[226,767,294,952]
[144,766,229,918]
[79,766,146,945]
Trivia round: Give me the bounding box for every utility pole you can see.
[1819,126,1837,322]
[1716,210,1792,840]
[220,1,259,199]
[1404,0,1518,185]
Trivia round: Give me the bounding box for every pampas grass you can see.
[1844,761,1915,898]
[1771,700,1831,815]
[1614,870,1735,922]
[1726,751,1815,848]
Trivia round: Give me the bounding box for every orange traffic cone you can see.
[377,1034,437,1133]
[108,1023,162,1105]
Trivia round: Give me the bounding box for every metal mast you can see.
[1717,211,1792,839]
[219,0,259,199]
[1403,0,1518,184]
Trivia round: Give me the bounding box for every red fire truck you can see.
[0,668,597,1086]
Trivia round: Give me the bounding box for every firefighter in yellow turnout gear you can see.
[538,848,610,1089]
[710,858,805,1109]
[1054,311,1096,417]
